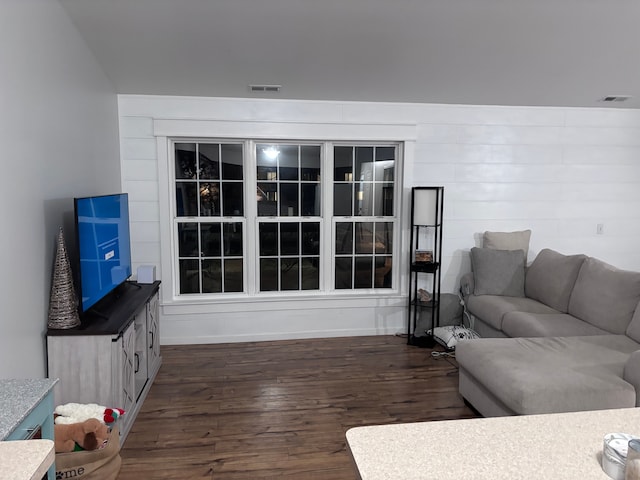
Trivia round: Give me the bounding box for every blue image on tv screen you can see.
[75,193,132,312]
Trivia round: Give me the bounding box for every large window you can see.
[171,140,399,297]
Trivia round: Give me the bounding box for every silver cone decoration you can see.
[48,227,81,329]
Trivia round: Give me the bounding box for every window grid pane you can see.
[334,220,394,290]
[333,145,396,218]
[175,143,244,218]
[176,221,244,294]
[256,143,321,218]
[258,221,320,292]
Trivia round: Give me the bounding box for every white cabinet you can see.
[47,282,160,443]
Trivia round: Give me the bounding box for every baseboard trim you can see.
[161,327,402,345]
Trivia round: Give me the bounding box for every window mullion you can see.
[195,145,203,294]
[323,141,334,292]
[277,223,281,291]
[245,140,258,296]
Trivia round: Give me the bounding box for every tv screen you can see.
[74,193,132,313]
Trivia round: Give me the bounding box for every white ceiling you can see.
[58,0,640,109]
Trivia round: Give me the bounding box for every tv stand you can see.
[46,281,161,444]
[85,307,110,320]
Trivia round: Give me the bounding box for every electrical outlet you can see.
[597,223,604,235]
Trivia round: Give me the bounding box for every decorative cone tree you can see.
[48,227,81,329]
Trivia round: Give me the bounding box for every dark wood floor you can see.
[117,335,478,479]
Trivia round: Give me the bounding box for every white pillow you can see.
[427,325,480,350]
[483,229,531,258]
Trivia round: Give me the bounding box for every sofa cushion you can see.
[471,247,526,297]
[627,307,640,343]
[623,350,640,407]
[466,294,558,331]
[483,229,531,259]
[502,312,610,338]
[568,258,640,334]
[456,335,639,415]
[525,249,586,312]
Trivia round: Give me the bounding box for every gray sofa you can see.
[456,247,640,417]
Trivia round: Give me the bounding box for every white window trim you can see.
[155,120,417,310]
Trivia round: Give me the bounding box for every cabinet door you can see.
[48,335,114,407]
[147,292,161,373]
[112,322,135,430]
[133,309,149,396]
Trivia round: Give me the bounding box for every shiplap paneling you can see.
[118,95,640,344]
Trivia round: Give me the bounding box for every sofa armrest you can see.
[624,350,640,407]
[460,272,475,298]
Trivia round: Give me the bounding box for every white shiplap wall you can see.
[118,95,640,344]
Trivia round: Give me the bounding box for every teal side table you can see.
[1,379,59,480]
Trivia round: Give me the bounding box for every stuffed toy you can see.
[54,418,110,453]
[54,402,125,426]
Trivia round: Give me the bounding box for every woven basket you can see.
[55,427,121,480]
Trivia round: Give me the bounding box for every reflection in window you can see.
[175,143,244,218]
[256,143,321,217]
[333,145,395,217]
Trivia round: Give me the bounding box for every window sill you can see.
[161,291,405,315]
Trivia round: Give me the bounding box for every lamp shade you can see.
[413,188,438,225]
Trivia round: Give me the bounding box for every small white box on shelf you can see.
[137,265,156,284]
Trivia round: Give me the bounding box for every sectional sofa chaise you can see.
[456,246,640,417]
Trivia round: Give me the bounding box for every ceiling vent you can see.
[600,95,632,103]
[250,84,282,93]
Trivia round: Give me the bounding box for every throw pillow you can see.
[525,249,586,312]
[483,229,532,259]
[471,247,526,297]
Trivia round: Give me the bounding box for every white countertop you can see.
[0,439,55,480]
[346,407,640,480]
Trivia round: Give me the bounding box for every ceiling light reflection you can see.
[262,146,280,160]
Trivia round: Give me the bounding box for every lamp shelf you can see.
[410,262,440,273]
[407,186,444,346]
[411,299,439,308]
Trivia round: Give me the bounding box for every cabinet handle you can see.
[149,331,154,349]
[25,426,40,439]
[134,353,140,373]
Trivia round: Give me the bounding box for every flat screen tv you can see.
[74,193,132,314]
